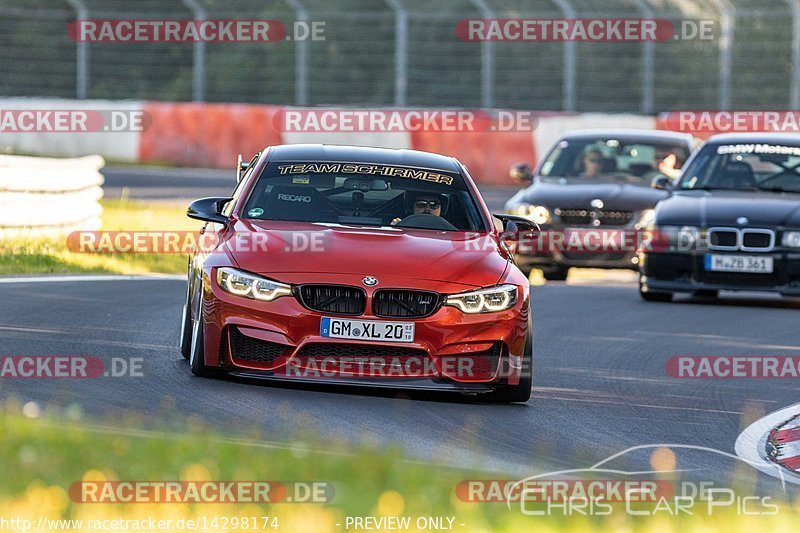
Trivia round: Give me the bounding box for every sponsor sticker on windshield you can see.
[276,162,455,185]
[716,143,800,156]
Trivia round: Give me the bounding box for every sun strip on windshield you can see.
[276,162,455,185]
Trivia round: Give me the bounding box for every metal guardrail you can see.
[1,0,798,111]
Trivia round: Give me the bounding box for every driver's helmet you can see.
[404,191,449,215]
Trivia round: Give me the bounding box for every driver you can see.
[579,148,604,178]
[391,192,445,225]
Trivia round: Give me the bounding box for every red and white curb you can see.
[768,414,800,473]
[736,402,800,485]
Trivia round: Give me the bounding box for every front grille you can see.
[297,285,366,315]
[297,343,427,359]
[373,290,441,318]
[708,227,775,252]
[555,208,634,227]
[709,229,738,249]
[229,327,291,364]
[742,231,772,250]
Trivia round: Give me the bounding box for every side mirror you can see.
[493,214,540,235]
[651,175,673,191]
[493,214,540,254]
[509,163,534,184]
[187,197,233,225]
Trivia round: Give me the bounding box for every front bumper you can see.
[640,251,800,295]
[200,275,531,390]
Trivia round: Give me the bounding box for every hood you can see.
[507,180,668,212]
[656,191,800,227]
[223,219,510,291]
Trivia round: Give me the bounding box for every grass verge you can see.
[1,401,799,532]
[0,200,196,276]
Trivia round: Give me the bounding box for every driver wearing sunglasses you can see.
[391,192,445,225]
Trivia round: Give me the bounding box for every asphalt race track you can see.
[2,166,798,495]
[2,276,799,490]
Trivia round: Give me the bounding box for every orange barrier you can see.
[410,129,535,186]
[139,102,284,168]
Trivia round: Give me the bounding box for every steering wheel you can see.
[393,213,457,231]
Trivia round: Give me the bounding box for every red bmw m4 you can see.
[180,144,535,402]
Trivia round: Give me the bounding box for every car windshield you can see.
[241,161,487,231]
[539,138,690,184]
[677,143,800,193]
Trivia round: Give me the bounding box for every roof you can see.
[704,132,800,145]
[556,129,695,144]
[267,144,461,172]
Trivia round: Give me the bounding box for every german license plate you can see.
[320,317,414,343]
[704,254,773,273]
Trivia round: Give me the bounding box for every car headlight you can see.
[445,284,518,314]
[783,231,800,248]
[509,204,551,225]
[216,267,292,301]
[649,225,701,252]
[637,209,656,229]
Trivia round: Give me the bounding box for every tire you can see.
[189,285,219,378]
[639,287,673,302]
[541,266,569,281]
[179,282,193,360]
[486,315,533,403]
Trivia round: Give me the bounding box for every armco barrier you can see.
[139,102,284,168]
[3,98,666,185]
[0,154,104,235]
[0,98,142,162]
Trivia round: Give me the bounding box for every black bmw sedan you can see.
[505,130,694,280]
[639,133,800,301]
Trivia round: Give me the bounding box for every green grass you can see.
[0,200,198,276]
[1,401,799,532]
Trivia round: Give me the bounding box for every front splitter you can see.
[227,370,496,394]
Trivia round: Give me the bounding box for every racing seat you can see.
[628,163,654,177]
[261,186,338,221]
[599,157,617,173]
[714,161,757,189]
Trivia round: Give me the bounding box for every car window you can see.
[678,143,800,192]
[539,138,690,182]
[241,161,487,231]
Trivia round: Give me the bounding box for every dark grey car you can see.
[505,129,695,280]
